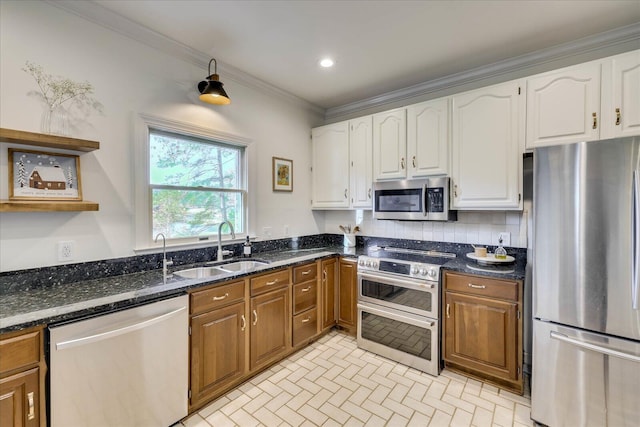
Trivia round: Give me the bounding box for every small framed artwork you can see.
[272,157,293,192]
[8,148,83,201]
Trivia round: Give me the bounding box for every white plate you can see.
[466,252,515,264]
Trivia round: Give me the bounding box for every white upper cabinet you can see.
[526,61,601,148]
[451,80,524,210]
[407,98,449,178]
[602,50,640,138]
[311,117,373,210]
[526,49,640,148]
[373,109,407,180]
[349,116,373,208]
[311,121,350,208]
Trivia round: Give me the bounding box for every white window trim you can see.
[133,113,252,252]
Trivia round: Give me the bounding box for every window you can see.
[149,130,245,240]
[134,115,250,248]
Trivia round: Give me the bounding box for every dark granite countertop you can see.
[1,238,525,334]
[0,245,363,333]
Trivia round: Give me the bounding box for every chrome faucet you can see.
[217,220,236,261]
[154,233,173,284]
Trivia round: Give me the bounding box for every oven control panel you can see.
[357,256,439,281]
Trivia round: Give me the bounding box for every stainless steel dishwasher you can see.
[49,295,189,427]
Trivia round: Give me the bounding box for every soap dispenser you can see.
[243,236,252,258]
[495,237,507,259]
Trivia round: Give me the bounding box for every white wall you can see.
[0,1,324,272]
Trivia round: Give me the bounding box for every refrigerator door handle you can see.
[550,331,640,363]
[633,170,639,310]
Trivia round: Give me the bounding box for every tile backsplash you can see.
[322,209,529,248]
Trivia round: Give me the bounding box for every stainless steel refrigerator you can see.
[532,136,640,426]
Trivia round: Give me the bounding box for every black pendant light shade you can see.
[198,58,231,105]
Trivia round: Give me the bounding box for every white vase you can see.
[41,106,69,136]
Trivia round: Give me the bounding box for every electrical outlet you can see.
[498,232,511,246]
[58,240,75,261]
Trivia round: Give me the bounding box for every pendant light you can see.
[197,58,231,105]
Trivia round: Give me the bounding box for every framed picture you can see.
[8,148,82,201]
[272,157,293,192]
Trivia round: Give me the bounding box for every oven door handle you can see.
[358,272,437,289]
[357,302,436,328]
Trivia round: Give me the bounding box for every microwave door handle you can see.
[423,184,429,218]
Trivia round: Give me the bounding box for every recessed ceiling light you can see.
[319,58,334,68]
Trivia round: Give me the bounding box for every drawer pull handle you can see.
[241,314,246,331]
[213,293,229,301]
[252,309,258,325]
[401,157,405,169]
[446,303,450,318]
[27,391,35,420]
[468,283,486,289]
[412,156,416,168]
[616,108,621,126]
[301,269,312,275]
[301,286,312,293]
[323,270,327,281]
[592,112,597,129]
[301,317,311,323]
[266,279,278,285]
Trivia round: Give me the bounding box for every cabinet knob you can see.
[592,112,597,129]
[616,108,621,126]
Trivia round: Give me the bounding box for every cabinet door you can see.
[526,62,601,148]
[349,116,373,208]
[338,259,357,334]
[250,288,290,370]
[190,302,246,405]
[451,81,523,209]
[373,109,407,180]
[0,368,39,427]
[606,50,640,138]
[321,258,337,330]
[444,291,519,382]
[312,122,350,208]
[407,98,449,178]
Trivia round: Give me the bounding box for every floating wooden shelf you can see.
[0,128,99,152]
[1,128,100,212]
[0,200,99,212]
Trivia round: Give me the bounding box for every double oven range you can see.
[356,247,453,376]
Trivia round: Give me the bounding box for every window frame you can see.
[134,114,251,251]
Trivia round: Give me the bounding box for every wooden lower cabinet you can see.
[0,327,45,427]
[338,258,357,335]
[190,301,246,408]
[250,287,291,370]
[321,258,338,331]
[443,271,523,394]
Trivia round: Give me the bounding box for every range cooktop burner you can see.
[365,246,455,266]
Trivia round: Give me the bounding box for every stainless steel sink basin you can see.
[173,266,228,279]
[217,260,269,272]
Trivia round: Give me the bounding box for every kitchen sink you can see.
[217,260,269,272]
[173,266,228,279]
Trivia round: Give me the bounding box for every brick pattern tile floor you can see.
[181,331,533,427]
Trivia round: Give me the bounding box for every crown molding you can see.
[325,22,640,121]
[44,0,325,115]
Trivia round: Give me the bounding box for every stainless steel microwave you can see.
[373,177,457,221]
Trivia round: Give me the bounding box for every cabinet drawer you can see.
[444,272,519,301]
[293,263,317,284]
[191,280,245,315]
[292,309,318,347]
[0,329,41,375]
[293,281,317,315]
[251,269,290,296]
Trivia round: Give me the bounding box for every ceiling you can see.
[87,1,640,110]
